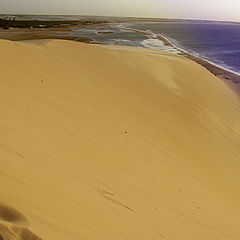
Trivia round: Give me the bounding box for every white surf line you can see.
[112,22,240,77]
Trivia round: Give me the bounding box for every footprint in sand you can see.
[0,204,41,240]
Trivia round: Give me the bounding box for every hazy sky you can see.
[1,0,240,22]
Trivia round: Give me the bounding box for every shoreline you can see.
[156,34,240,93]
[0,27,94,42]
[1,22,240,95]
[124,26,240,94]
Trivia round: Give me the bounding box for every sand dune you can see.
[1,39,240,240]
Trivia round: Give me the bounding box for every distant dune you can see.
[1,39,240,240]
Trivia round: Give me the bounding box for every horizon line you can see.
[0,13,239,24]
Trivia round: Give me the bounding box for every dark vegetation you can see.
[0,17,107,30]
[0,17,16,29]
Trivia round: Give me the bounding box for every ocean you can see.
[59,21,240,75]
[130,22,240,75]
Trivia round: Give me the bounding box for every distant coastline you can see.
[120,24,240,94]
[1,15,240,94]
[156,33,240,94]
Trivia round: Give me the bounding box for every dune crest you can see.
[0,204,29,225]
[0,224,41,240]
[0,204,40,240]
[1,39,240,240]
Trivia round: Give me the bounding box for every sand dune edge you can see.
[1,39,240,240]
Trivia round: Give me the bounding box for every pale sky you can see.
[0,0,240,22]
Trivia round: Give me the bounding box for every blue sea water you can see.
[129,22,240,75]
[48,20,240,75]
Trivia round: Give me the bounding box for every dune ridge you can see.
[1,39,240,240]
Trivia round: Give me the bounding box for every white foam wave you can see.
[141,39,181,54]
[159,34,240,76]
[113,39,131,42]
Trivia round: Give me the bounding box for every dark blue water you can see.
[130,22,240,75]
[47,20,240,75]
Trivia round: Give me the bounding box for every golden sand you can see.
[1,39,240,240]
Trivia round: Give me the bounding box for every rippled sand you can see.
[1,40,240,240]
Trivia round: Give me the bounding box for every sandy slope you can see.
[1,39,240,240]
